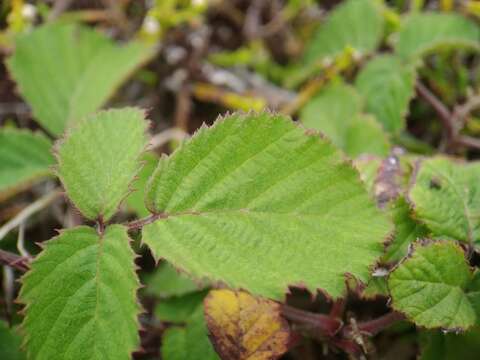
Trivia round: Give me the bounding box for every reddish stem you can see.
[126,213,165,231]
[342,312,405,337]
[281,305,343,337]
[0,250,29,272]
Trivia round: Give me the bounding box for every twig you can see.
[415,82,455,142]
[0,250,29,272]
[149,128,189,150]
[48,0,75,21]
[174,84,192,132]
[2,265,14,323]
[453,94,480,128]
[416,82,480,150]
[455,135,480,150]
[16,222,30,258]
[0,190,62,242]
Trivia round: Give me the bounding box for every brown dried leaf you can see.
[204,289,292,360]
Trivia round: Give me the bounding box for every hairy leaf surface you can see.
[395,13,480,60]
[142,112,392,300]
[303,0,383,64]
[388,242,479,330]
[301,83,390,156]
[57,108,148,221]
[20,225,140,360]
[204,289,292,360]
[0,128,54,199]
[7,22,153,135]
[383,198,428,263]
[408,157,480,248]
[355,55,416,133]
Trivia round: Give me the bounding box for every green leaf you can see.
[126,152,158,217]
[0,128,54,199]
[0,321,25,360]
[156,291,207,323]
[355,55,416,133]
[142,112,392,300]
[301,83,362,144]
[466,272,480,320]
[144,262,201,298]
[395,13,480,60]
[420,328,480,360]
[344,114,390,157]
[383,198,428,264]
[354,156,382,195]
[361,276,389,299]
[20,225,140,360]
[388,241,478,330]
[300,83,390,156]
[56,108,148,221]
[303,0,383,65]
[7,22,154,136]
[408,157,480,248]
[161,306,219,360]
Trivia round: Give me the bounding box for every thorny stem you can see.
[342,311,405,337]
[0,249,29,272]
[281,305,343,337]
[282,305,405,355]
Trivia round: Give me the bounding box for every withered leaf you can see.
[204,289,292,360]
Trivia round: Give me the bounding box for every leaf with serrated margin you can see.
[361,276,389,300]
[355,55,416,134]
[162,305,219,360]
[303,0,383,65]
[301,83,390,157]
[383,198,428,264]
[7,22,154,136]
[56,108,148,221]
[142,112,392,300]
[420,328,480,360]
[20,225,140,360]
[395,13,480,60]
[388,241,478,330]
[204,289,292,360]
[354,156,382,195]
[408,157,480,248]
[0,128,54,200]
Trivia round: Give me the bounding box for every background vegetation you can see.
[1,0,480,359]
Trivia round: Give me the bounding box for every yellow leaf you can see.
[204,289,292,360]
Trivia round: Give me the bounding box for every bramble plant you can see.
[2,0,480,359]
